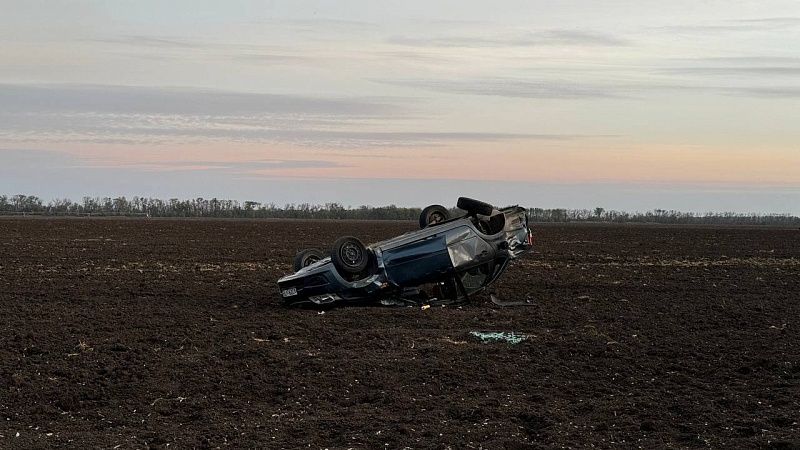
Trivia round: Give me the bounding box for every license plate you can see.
[281,287,298,297]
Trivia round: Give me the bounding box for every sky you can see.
[1,0,799,213]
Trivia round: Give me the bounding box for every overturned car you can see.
[277,197,533,307]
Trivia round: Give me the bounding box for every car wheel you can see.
[457,197,494,216]
[331,236,370,275]
[419,204,450,228]
[293,248,325,271]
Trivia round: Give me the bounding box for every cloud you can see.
[734,17,800,27]
[656,17,800,33]
[249,18,379,31]
[657,56,800,77]
[720,86,800,98]
[89,35,203,49]
[89,35,320,66]
[99,158,348,173]
[230,53,314,64]
[669,56,800,65]
[0,83,396,116]
[387,29,628,48]
[0,83,595,148]
[370,50,456,64]
[375,77,625,99]
[376,75,800,100]
[659,66,800,76]
[0,119,584,147]
[0,148,345,174]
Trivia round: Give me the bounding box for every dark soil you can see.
[0,218,798,448]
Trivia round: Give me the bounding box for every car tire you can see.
[457,197,494,216]
[331,236,370,275]
[419,204,450,228]
[293,248,325,271]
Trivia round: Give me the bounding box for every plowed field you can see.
[1,218,798,448]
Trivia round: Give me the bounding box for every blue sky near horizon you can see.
[1,0,799,213]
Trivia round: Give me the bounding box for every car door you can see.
[382,233,453,286]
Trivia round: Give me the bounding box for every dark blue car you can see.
[277,197,533,306]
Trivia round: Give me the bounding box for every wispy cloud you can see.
[249,18,379,32]
[96,158,348,173]
[656,16,800,33]
[89,35,321,66]
[370,50,456,64]
[0,84,396,116]
[669,56,800,65]
[375,77,627,99]
[734,17,800,27]
[659,66,800,76]
[377,73,800,100]
[720,86,800,97]
[387,29,628,48]
[658,56,800,77]
[89,35,203,49]
[0,84,593,148]
[0,148,346,176]
[229,53,314,65]
[0,119,586,147]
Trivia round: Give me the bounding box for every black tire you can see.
[331,236,370,275]
[419,204,450,228]
[457,197,494,216]
[293,248,325,271]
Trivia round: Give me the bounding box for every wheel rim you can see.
[429,212,445,224]
[339,242,363,267]
[303,255,320,267]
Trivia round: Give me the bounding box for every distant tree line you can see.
[0,194,798,225]
[0,194,420,220]
[526,207,800,226]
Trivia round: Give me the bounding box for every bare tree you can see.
[594,207,605,219]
